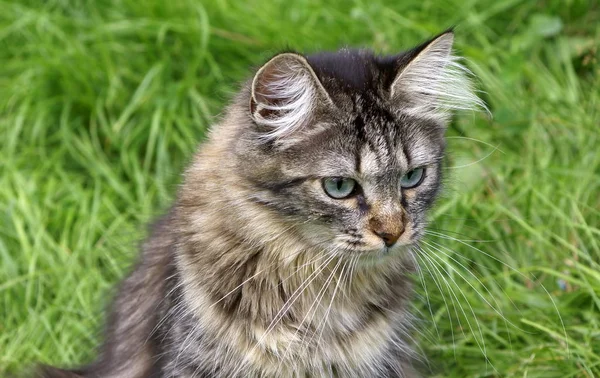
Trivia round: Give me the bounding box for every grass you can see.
[1,0,599,376]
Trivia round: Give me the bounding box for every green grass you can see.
[1,0,599,376]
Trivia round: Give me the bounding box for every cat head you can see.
[234,31,485,257]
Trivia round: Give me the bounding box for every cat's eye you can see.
[400,168,425,189]
[322,177,357,199]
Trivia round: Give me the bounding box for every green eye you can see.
[400,168,425,189]
[322,177,357,199]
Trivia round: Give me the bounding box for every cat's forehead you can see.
[291,118,434,180]
[334,111,440,171]
[280,51,446,176]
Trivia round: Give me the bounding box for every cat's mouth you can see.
[335,240,411,258]
[334,224,416,256]
[297,223,415,258]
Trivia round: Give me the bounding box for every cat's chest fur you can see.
[146,148,421,378]
[159,250,416,378]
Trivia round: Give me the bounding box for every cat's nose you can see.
[369,218,405,247]
[375,231,401,247]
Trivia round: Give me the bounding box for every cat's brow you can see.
[250,176,311,192]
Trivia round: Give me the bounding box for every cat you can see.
[40,30,485,378]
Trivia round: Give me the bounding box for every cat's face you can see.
[235,32,483,258]
[240,98,445,256]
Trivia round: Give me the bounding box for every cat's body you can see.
[41,31,484,378]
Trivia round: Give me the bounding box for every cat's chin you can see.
[335,244,412,260]
[346,250,412,270]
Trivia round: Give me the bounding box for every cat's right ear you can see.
[250,53,332,142]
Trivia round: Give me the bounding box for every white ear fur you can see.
[250,53,329,141]
[390,32,487,121]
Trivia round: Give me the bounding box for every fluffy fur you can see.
[390,33,486,121]
[40,31,484,378]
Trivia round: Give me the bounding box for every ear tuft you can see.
[390,32,488,122]
[250,53,329,141]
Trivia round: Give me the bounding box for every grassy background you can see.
[1,0,599,376]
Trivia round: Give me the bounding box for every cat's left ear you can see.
[389,31,486,122]
[250,53,333,142]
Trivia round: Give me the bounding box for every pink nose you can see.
[369,217,405,247]
[374,230,401,247]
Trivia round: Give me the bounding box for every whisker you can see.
[277,254,344,371]
[287,254,343,355]
[425,226,496,242]
[311,257,348,352]
[408,248,440,340]
[445,135,506,154]
[444,143,502,170]
[420,240,521,330]
[412,248,458,358]
[260,252,337,341]
[210,233,338,309]
[229,252,338,377]
[424,228,568,347]
[417,245,499,374]
[425,238,524,312]
[424,230,523,273]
